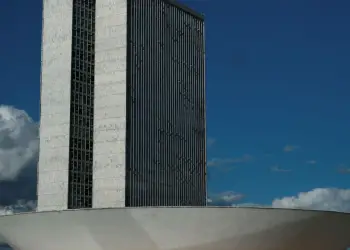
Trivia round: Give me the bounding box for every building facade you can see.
[38,0,206,212]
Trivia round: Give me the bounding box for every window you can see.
[68,0,96,209]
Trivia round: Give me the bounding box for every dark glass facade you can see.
[67,0,96,209]
[125,0,206,206]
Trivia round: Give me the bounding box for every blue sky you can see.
[0,0,350,211]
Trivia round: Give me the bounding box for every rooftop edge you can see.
[0,206,349,219]
[165,0,205,21]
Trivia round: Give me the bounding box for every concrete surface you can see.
[93,0,128,208]
[0,207,349,250]
[37,0,73,211]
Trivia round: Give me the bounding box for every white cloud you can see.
[208,191,244,205]
[283,145,299,152]
[270,165,292,172]
[306,160,317,165]
[233,203,268,208]
[212,188,350,213]
[0,200,36,215]
[0,105,38,210]
[219,191,244,202]
[272,188,350,213]
[0,105,39,181]
[207,138,216,147]
[338,168,350,174]
[207,154,253,167]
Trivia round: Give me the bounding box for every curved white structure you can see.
[0,207,349,250]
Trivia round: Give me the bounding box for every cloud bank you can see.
[209,188,350,213]
[0,105,350,215]
[272,188,350,213]
[0,106,38,181]
[0,105,38,214]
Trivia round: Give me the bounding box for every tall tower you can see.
[38,0,206,212]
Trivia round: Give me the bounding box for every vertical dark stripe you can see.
[201,20,207,204]
[126,0,205,207]
[125,0,132,207]
[68,0,96,209]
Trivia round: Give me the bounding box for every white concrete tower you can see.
[38,0,206,212]
[38,0,75,211]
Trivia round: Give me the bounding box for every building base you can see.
[0,207,349,250]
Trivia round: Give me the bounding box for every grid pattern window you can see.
[68,0,96,209]
[126,0,206,207]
